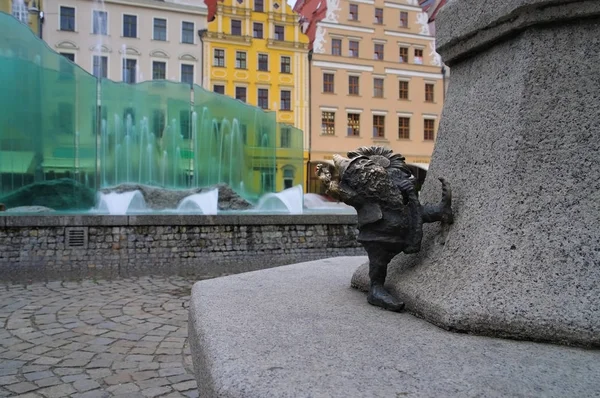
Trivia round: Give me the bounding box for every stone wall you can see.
[0,214,364,282]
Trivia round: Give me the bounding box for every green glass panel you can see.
[0,12,305,211]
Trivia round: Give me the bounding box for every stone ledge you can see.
[188,257,600,398]
[436,0,600,65]
[0,213,359,228]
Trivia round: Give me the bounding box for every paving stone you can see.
[24,371,55,381]
[34,376,62,388]
[5,382,38,394]
[107,382,140,394]
[141,386,172,397]
[103,372,133,385]
[168,373,195,384]
[125,355,154,362]
[85,359,113,369]
[72,379,101,392]
[38,384,77,398]
[136,377,170,390]
[72,390,111,398]
[131,371,159,381]
[85,369,112,379]
[172,380,197,392]
[10,393,41,398]
[52,368,84,376]
[33,357,62,365]
[182,390,199,398]
[0,375,20,384]
[21,365,50,373]
[162,393,187,398]
[61,374,89,383]
[158,367,185,377]
[88,337,114,346]
[138,363,160,371]
[59,358,90,367]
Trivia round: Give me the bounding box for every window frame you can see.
[253,22,263,38]
[321,111,335,135]
[181,21,195,44]
[213,49,225,67]
[332,38,342,56]
[258,53,269,71]
[60,6,75,32]
[374,8,383,24]
[347,113,360,136]
[231,19,242,36]
[181,63,194,84]
[398,117,410,139]
[92,10,108,35]
[323,73,335,93]
[280,56,291,73]
[280,90,291,111]
[374,43,384,60]
[373,78,384,98]
[274,25,285,41]
[153,18,167,41]
[235,86,247,102]
[399,80,409,100]
[373,115,385,138]
[235,51,247,69]
[349,4,358,21]
[400,11,408,27]
[258,88,269,109]
[349,40,359,57]
[152,60,166,80]
[92,55,108,79]
[424,119,435,141]
[425,83,435,102]
[348,75,360,96]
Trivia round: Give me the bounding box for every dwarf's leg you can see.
[361,242,405,312]
[422,178,453,225]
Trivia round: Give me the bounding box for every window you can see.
[281,128,291,148]
[399,46,408,63]
[349,4,358,20]
[373,78,384,98]
[180,110,191,139]
[254,0,264,12]
[321,112,335,135]
[275,25,285,41]
[253,22,263,38]
[60,6,75,31]
[349,75,359,95]
[280,56,291,73]
[399,80,409,99]
[213,85,225,94]
[258,54,269,71]
[93,55,108,78]
[425,83,435,102]
[258,89,269,109]
[235,87,247,102]
[123,14,137,38]
[58,102,74,134]
[398,117,410,139]
[283,167,294,188]
[414,48,423,64]
[400,11,408,27]
[181,64,194,84]
[347,113,360,136]
[153,18,167,41]
[349,40,359,57]
[150,110,166,137]
[123,58,137,84]
[213,49,225,66]
[152,61,166,80]
[231,20,242,36]
[235,51,247,69]
[375,8,383,24]
[323,73,334,93]
[332,39,342,56]
[280,90,291,110]
[92,11,107,35]
[59,53,75,79]
[373,115,385,138]
[182,22,194,44]
[11,0,27,23]
[374,43,384,60]
[261,170,274,192]
[424,119,435,141]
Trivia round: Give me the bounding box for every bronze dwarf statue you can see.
[316,146,453,312]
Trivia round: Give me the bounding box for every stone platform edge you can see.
[0,213,358,228]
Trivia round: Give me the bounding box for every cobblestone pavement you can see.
[0,277,199,398]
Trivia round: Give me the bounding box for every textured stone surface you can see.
[189,257,600,398]
[352,2,600,346]
[0,215,363,282]
[0,276,198,397]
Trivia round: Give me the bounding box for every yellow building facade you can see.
[1,0,43,37]
[204,0,310,191]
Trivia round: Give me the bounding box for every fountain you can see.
[176,188,219,214]
[255,185,303,214]
[96,190,146,215]
[303,193,356,213]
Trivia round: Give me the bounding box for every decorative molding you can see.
[384,30,435,41]
[385,68,443,79]
[318,21,375,33]
[118,47,141,55]
[150,49,170,59]
[234,71,249,79]
[396,112,413,117]
[422,113,438,119]
[383,2,421,12]
[319,106,338,112]
[257,72,271,81]
[279,75,293,84]
[56,41,79,50]
[345,108,363,113]
[89,44,111,53]
[179,53,198,61]
[212,69,227,78]
[371,110,388,115]
[313,61,373,72]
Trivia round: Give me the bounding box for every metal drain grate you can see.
[65,227,88,249]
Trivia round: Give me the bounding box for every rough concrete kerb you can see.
[436,0,600,65]
[0,214,358,227]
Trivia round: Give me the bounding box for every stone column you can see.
[355,0,600,346]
